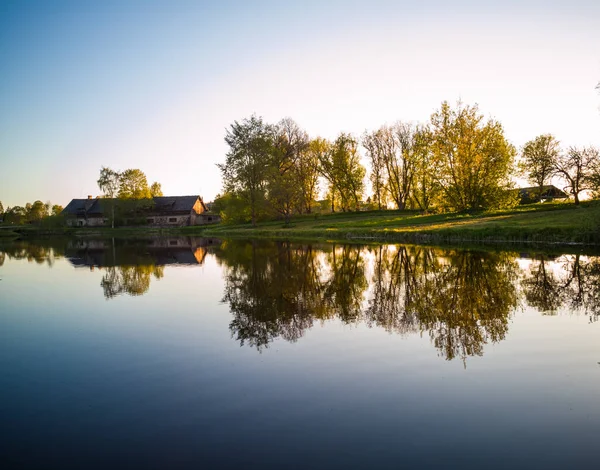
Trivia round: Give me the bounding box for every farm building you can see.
[518,185,568,204]
[62,195,220,227]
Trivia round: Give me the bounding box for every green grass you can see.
[189,200,600,246]
[6,200,600,247]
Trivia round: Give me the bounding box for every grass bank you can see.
[190,200,600,246]
[4,201,599,247]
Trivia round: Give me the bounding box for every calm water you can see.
[1,237,599,469]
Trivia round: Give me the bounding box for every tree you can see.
[363,129,388,210]
[218,115,274,226]
[294,138,322,214]
[554,146,599,205]
[363,122,424,210]
[4,206,26,224]
[27,200,48,223]
[387,122,418,210]
[97,167,120,228]
[0,200,3,215]
[429,101,517,211]
[212,192,249,224]
[411,125,437,211]
[520,134,560,202]
[51,205,63,216]
[118,169,151,199]
[318,133,365,212]
[150,182,163,197]
[269,118,309,225]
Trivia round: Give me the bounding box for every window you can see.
[146,218,154,224]
[169,217,177,223]
[169,240,178,246]
[207,217,212,222]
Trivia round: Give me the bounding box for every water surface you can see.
[1,238,599,469]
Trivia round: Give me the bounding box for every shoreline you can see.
[2,200,599,252]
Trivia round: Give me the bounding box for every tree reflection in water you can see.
[217,241,519,361]
[0,240,66,266]
[101,265,165,298]
[365,245,518,361]
[521,254,600,323]
[217,241,330,349]
[2,238,600,361]
[215,241,599,362]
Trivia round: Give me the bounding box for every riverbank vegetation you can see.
[0,199,63,225]
[3,200,600,247]
[0,167,163,230]
[197,200,600,246]
[215,100,600,226]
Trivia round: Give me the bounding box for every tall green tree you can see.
[430,101,516,211]
[4,206,26,224]
[520,134,560,202]
[150,182,163,197]
[0,200,4,215]
[294,138,322,214]
[411,125,437,211]
[118,169,151,199]
[319,133,365,212]
[27,200,48,223]
[219,115,274,226]
[97,166,120,228]
[51,204,63,216]
[269,118,309,225]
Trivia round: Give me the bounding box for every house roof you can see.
[152,196,206,213]
[62,196,206,216]
[62,198,104,215]
[517,185,568,198]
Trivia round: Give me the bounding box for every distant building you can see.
[65,237,221,267]
[62,195,221,227]
[518,185,568,204]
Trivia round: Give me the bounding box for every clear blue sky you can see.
[1,0,599,208]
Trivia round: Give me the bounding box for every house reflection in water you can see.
[64,237,221,298]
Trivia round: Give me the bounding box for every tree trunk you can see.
[574,192,580,205]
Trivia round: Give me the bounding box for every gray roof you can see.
[62,196,206,216]
[518,185,568,198]
[152,196,206,213]
[62,198,104,215]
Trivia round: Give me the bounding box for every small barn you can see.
[62,195,221,227]
[518,185,568,204]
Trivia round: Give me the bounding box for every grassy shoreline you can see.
[195,200,600,247]
[3,201,599,249]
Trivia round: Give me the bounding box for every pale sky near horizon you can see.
[1,0,599,208]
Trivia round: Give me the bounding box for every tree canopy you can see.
[118,169,151,199]
[520,134,560,201]
[218,115,275,226]
[216,102,537,224]
[150,182,163,197]
[429,101,517,211]
[1,200,63,225]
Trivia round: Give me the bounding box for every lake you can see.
[1,237,599,469]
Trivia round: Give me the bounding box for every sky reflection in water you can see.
[1,238,599,469]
